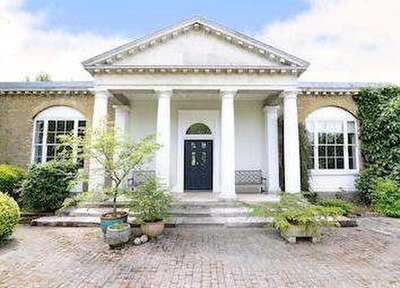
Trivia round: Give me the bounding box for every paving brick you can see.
[0,217,399,287]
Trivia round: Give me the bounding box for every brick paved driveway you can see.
[0,217,399,288]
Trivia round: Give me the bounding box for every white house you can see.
[0,17,363,198]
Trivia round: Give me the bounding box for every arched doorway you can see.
[184,123,213,191]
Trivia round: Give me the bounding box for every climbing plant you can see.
[353,86,400,204]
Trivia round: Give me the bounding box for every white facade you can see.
[74,17,359,195]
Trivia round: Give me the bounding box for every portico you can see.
[84,16,309,198]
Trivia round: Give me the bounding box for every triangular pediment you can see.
[83,17,309,73]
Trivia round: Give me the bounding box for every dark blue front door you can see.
[184,140,213,191]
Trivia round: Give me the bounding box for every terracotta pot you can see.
[140,221,165,238]
[106,223,131,248]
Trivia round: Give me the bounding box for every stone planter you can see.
[280,225,321,243]
[106,223,131,248]
[140,221,165,238]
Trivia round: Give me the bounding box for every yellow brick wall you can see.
[297,94,358,123]
[0,93,94,168]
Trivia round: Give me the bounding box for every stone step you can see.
[31,215,271,228]
[62,206,251,218]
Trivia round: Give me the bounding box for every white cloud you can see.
[0,0,127,81]
[256,0,400,83]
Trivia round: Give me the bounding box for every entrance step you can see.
[31,215,270,228]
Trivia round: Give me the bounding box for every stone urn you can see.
[140,221,165,238]
[280,225,322,243]
[106,223,131,248]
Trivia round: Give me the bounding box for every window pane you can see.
[327,146,335,157]
[186,123,212,135]
[318,133,326,144]
[328,158,335,169]
[48,120,56,131]
[327,133,335,144]
[318,146,326,156]
[78,120,86,128]
[336,146,344,157]
[337,158,344,169]
[349,158,354,169]
[319,158,326,169]
[66,120,74,132]
[309,157,315,169]
[57,120,65,131]
[47,132,55,144]
[336,133,344,144]
[347,121,355,133]
[47,145,55,157]
[34,145,42,163]
[35,132,43,144]
[348,133,356,144]
[36,120,44,132]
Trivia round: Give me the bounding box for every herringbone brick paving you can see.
[0,217,399,288]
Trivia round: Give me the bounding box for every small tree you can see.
[35,72,51,82]
[61,123,160,216]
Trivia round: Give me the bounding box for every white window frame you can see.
[31,106,86,164]
[305,107,360,176]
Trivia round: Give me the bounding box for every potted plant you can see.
[60,122,159,233]
[105,222,131,248]
[128,178,173,238]
[249,193,341,243]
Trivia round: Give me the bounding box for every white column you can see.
[264,105,281,194]
[88,89,110,192]
[282,90,301,193]
[113,105,130,142]
[155,89,172,187]
[220,89,237,199]
[113,105,130,189]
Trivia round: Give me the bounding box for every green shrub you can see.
[354,87,400,204]
[0,164,26,201]
[128,178,173,223]
[371,178,400,217]
[248,194,341,230]
[0,192,20,242]
[317,198,356,216]
[21,160,78,212]
[355,168,378,205]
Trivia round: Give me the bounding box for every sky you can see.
[0,0,399,83]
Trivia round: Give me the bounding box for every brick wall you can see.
[0,93,94,168]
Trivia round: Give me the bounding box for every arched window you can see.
[186,123,212,135]
[32,106,86,165]
[305,106,358,171]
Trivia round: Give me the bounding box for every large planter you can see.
[140,221,165,238]
[280,225,322,243]
[100,211,129,234]
[106,223,131,248]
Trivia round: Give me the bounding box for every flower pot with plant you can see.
[128,178,173,238]
[249,193,341,243]
[105,222,132,248]
[59,122,160,234]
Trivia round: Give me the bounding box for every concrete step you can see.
[31,215,271,228]
[62,206,251,218]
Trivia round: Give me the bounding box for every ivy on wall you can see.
[353,86,400,204]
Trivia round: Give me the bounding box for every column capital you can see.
[90,88,112,98]
[113,105,131,112]
[155,89,173,99]
[280,89,301,100]
[220,89,237,99]
[263,105,280,114]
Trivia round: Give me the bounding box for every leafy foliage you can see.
[35,71,51,82]
[21,160,78,212]
[0,192,20,242]
[299,124,312,193]
[248,193,341,230]
[60,123,160,215]
[371,178,400,217]
[127,178,173,223]
[354,86,400,204]
[0,165,26,202]
[317,198,357,216]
